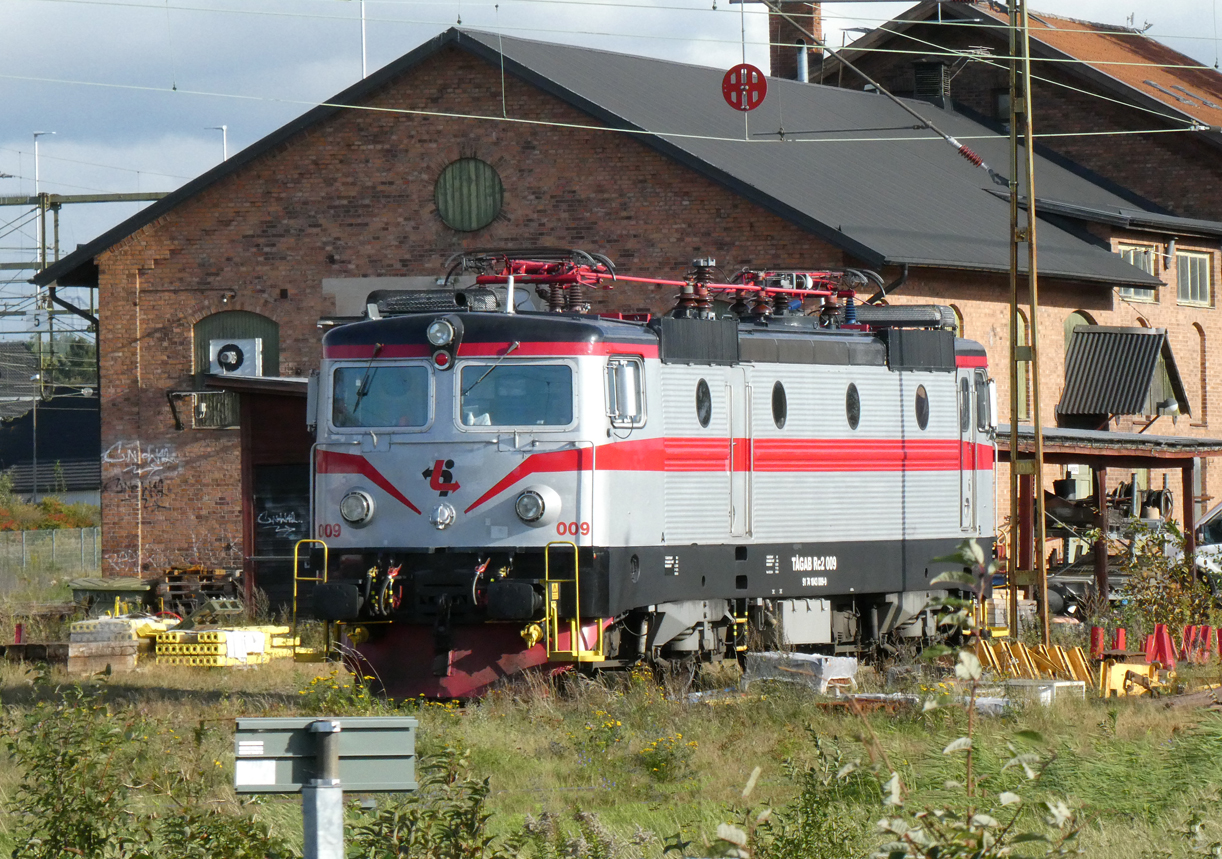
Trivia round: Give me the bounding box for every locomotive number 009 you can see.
[318,523,342,538]
[556,521,591,537]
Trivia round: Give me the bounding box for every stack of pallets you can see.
[67,617,170,674]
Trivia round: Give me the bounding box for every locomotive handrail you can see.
[292,538,330,662]
[543,540,604,661]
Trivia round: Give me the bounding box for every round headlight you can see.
[339,490,375,525]
[515,490,545,523]
[426,319,455,347]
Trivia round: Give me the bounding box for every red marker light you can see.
[433,350,451,369]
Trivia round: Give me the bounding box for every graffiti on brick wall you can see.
[103,476,171,509]
[103,530,240,576]
[102,440,182,510]
[103,440,182,478]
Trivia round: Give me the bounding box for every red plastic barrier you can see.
[1113,628,1127,652]
[1145,634,1157,663]
[1154,623,1177,670]
[1182,625,1198,661]
[1090,626,1106,659]
[13,622,22,645]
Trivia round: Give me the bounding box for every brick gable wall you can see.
[95,43,1222,578]
[95,46,852,575]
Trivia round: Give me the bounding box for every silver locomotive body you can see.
[308,295,995,696]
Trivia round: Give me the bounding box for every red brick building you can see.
[814,0,1222,528]
[816,0,1222,221]
[34,28,1217,593]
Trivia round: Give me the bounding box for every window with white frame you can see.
[1177,250,1212,307]
[1116,244,1158,301]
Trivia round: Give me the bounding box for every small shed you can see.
[997,424,1222,598]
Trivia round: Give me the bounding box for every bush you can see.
[0,472,99,531]
[1116,522,1218,634]
[348,746,510,859]
[3,683,294,859]
[637,732,697,782]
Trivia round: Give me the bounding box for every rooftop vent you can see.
[913,61,950,106]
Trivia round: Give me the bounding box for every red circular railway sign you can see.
[722,63,767,112]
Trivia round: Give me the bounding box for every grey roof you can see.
[0,343,41,419]
[1025,197,1222,239]
[37,28,1163,289]
[1057,325,1189,417]
[998,424,1222,456]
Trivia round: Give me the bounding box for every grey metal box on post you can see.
[233,716,419,793]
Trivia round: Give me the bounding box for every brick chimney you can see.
[769,1,822,81]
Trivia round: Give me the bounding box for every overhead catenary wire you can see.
[853,21,1212,129]
[14,0,1222,72]
[760,0,1008,184]
[0,147,193,183]
[0,69,1212,149]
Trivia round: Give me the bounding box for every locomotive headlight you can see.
[513,484,561,527]
[339,490,375,525]
[515,490,545,523]
[426,319,455,347]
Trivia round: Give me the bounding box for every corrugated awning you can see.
[203,374,309,396]
[1056,325,1189,423]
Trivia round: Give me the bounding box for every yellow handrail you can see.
[292,539,329,660]
[543,541,603,661]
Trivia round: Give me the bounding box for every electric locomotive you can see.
[306,250,996,697]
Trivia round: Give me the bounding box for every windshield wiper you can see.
[462,341,520,396]
[352,343,384,414]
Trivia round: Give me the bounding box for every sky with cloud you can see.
[1,0,1218,331]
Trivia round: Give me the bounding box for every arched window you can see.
[192,311,280,428]
[949,304,965,338]
[1016,310,1030,421]
[194,311,280,380]
[1063,310,1094,353]
[1196,323,1208,426]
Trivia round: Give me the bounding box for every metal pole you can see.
[32,132,54,271]
[1007,0,1021,639]
[361,0,368,79]
[38,194,47,271]
[31,394,37,504]
[302,720,343,859]
[1019,0,1051,646]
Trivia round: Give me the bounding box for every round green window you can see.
[435,158,503,232]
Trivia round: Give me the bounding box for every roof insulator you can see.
[957,145,984,167]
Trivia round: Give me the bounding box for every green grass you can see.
[4,657,1222,857]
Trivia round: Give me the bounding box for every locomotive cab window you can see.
[459,362,574,428]
[606,357,646,428]
[332,364,431,428]
[974,371,990,431]
[959,378,971,432]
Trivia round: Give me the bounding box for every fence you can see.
[0,527,101,577]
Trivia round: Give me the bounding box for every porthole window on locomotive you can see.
[915,384,929,431]
[846,383,860,430]
[772,381,787,429]
[696,379,712,428]
[435,158,504,232]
